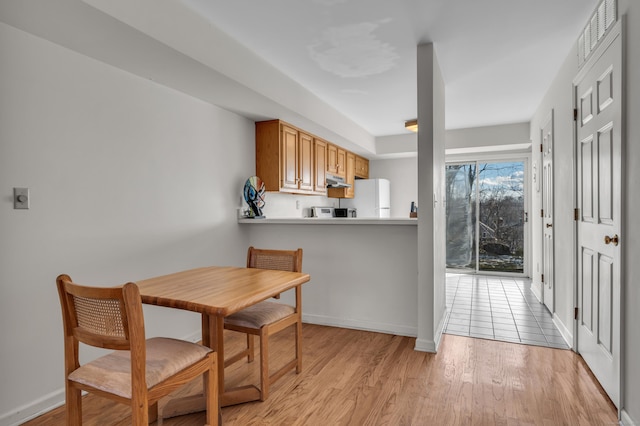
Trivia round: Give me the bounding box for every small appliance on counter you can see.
[334,208,357,218]
[310,206,334,218]
[334,208,348,217]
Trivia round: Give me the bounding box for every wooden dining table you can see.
[136,265,310,414]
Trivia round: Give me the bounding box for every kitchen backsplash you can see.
[242,192,339,218]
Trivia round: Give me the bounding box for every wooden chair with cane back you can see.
[223,246,303,401]
[56,274,218,425]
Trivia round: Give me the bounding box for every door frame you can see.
[572,18,624,413]
[541,111,554,312]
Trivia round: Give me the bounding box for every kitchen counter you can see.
[238,217,417,225]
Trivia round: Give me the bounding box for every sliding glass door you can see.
[446,160,526,274]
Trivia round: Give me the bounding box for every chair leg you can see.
[131,397,149,426]
[148,402,159,424]
[247,334,254,363]
[295,319,302,374]
[204,356,219,426]
[66,385,82,426]
[259,329,269,401]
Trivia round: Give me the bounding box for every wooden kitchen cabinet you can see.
[256,120,316,194]
[355,155,369,179]
[327,151,356,199]
[256,119,368,197]
[327,143,346,178]
[280,124,298,190]
[345,151,355,198]
[314,138,327,194]
[298,130,314,192]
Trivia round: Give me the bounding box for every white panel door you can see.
[541,112,554,313]
[575,24,622,408]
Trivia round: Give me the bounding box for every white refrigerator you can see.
[342,178,391,218]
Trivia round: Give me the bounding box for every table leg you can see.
[209,314,225,394]
[163,313,261,417]
[209,313,261,406]
[159,314,221,423]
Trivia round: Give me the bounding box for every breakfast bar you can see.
[238,218,419,337]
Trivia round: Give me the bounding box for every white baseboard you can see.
[302,313,417,337]
[302,313,437,352]
[414,338,437,352]
[432,306,448,352]
[530,280,543,302]
[621,408,638,425]
[184,329,203,343]
[552,313,574,349]
[0,388,64,426]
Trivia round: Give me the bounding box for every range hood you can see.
[326,173,351,188]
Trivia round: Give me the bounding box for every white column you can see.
[415,43,447,352]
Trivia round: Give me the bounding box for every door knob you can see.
[604,234,619,246]
[546,223,553,228]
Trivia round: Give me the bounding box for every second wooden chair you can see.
[224,246,303,400]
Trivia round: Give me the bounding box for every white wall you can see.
[446,122,530,150]
[619,2,640,424]
[375,133,417,156]
[0,22,254,424]
[529,42,578,339]
[529,2,640,423]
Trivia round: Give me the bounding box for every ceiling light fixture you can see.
[404,119,418,132]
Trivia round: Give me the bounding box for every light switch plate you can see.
[14,188,29,209]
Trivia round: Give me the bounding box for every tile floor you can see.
[444,273,570,349]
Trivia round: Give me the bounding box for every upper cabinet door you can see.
[345,152,355,198]
[336,147,346,178]
[314,138,327,194]
[355,155,369,179]
[281,124,299,190]
[327,143,339,175]
[298,131,314,192]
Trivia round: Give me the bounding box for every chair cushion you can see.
[68,337,212,399]
[225,301,295,329]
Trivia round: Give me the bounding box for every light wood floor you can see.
[25,324,617,425]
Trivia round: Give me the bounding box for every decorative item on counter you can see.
[243,176,266,218]
[410,201,418,218]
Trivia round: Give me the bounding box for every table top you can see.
[136,266,310,317]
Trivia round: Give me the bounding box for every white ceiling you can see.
[0,0,600,145]
[180,0,598,136]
